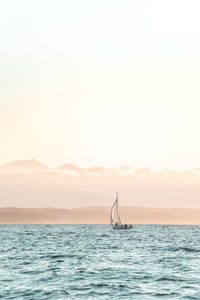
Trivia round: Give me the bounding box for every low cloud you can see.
[1,159,200,209]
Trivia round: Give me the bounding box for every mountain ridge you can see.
[0,159,49,172]
[1,206,200,224]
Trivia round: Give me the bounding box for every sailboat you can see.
[110,192,133,230]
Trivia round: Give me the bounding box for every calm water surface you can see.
[0,225,200,299]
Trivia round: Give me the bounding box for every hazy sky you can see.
[1,0,200,169]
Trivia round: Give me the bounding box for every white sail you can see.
[110,192,121,225]
[110,193,133,229]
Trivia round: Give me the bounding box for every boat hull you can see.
[112,224,133,230]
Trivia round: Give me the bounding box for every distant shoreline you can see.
[1,207,200,225]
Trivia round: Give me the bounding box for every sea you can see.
[0,225,200,299]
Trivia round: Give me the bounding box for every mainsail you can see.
[110,192,121,225]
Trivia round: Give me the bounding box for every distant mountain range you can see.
[0,159,48,172]
[0,159,135,174]
[0,159,200,175]
[1,207,200,224]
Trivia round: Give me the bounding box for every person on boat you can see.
[115,222,118,226]
[125,224,127,228]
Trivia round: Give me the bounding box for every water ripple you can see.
[1,225,200,299]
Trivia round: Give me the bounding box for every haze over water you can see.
[1,225,200,299]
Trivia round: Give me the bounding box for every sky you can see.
[1,169,200,209]
[1,0,200,169]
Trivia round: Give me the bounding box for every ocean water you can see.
[0,225,200,299]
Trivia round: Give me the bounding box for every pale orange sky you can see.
[1,167,200,208]
[1,0,200,170]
